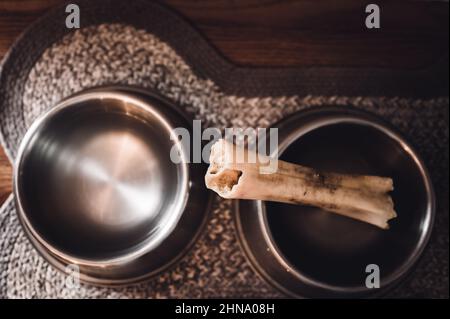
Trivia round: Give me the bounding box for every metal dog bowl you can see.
[236,107,435,298]
[14,88,210,285]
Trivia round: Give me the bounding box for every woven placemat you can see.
[0,1,448,298]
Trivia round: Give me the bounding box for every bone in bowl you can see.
[235,106,435,298]
[13,88,210,285]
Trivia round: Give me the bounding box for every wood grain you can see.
[0,148,12,206]
[0,0,448,206]
[165,0,448,68]
[0,0,448,68]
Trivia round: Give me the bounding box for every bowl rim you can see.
[235,106,436,297]
[14,90,190,267]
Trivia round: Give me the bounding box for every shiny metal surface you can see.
[14,88,210,284]
[236,107,435,298]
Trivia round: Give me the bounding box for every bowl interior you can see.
[265,122,431,288]
[17,96,186,261]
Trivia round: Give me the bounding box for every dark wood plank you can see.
[0,0,448,67]
[0,0,62,58]
[164,0,448,67]
[0,147,12,206]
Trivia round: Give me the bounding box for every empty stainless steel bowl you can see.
[14,88,210,285]
[236,107,435,298]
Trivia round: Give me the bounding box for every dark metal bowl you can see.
[14,87,210,285]
[236,107,435,298]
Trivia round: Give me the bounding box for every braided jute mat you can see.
[0,0,448,298]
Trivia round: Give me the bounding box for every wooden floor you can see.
[0,0,448,206]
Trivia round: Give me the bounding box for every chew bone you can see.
[205,139,396,229]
